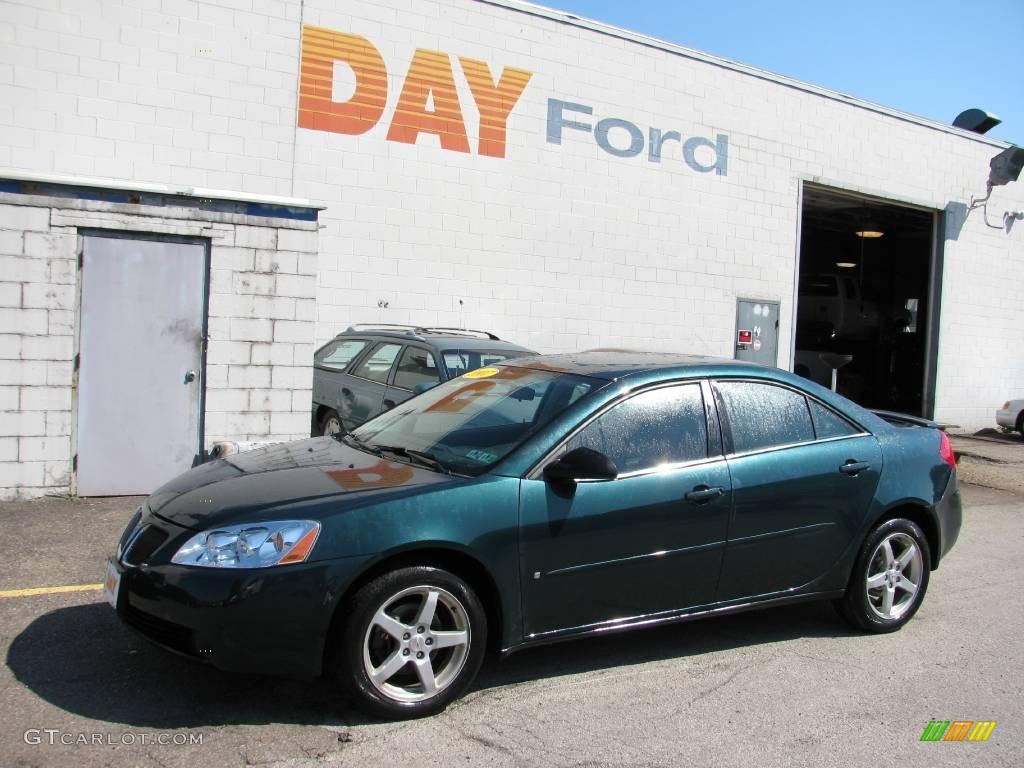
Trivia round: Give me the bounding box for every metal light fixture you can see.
[968,145,1024,228]
[855,220,884,238]
[988,145,1024,187]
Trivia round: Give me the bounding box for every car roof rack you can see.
[346,323,421,334]
[417,326,501,341]
[344,324,501,341]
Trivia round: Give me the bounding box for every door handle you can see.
[685,485,724,504]
[183,370,196,383]
[839,460,870,476]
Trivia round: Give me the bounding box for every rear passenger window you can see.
[809,399,859,439]
[717,381,814,453]
[393,347,440,391]
[315,339,368,371]
[351,343,402,384]
[567,384,708,473]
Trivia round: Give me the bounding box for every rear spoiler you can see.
[871,410,939,429]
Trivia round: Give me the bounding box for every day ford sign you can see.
[298,25,729,176]
[546,100,728,175]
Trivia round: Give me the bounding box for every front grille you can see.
[123,525,169,566]
[122,603,195,656]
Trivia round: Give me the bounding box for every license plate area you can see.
[103,559,121,609]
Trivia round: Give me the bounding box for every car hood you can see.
[147,437,455,530]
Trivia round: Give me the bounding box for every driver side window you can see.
[566,384,708,474]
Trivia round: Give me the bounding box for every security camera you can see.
[988,145,1024,187]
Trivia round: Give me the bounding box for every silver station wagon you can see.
[311,324,535,436]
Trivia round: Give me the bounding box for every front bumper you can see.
[996,408,1017,429]
[108,512,369,679]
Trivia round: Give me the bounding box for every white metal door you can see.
[77,234,206,495]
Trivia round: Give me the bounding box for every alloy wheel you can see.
[865,532,923,620]
[362,585,471,703]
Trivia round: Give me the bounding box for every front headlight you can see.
[170,520,320,568]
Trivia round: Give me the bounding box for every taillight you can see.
[1003,401,1011,410]
[939,431,957,470]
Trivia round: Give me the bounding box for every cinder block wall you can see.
[0,191,318,500]
[0,202,74,496]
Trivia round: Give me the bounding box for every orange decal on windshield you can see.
[463,367,500,379]
[426,380,496,413]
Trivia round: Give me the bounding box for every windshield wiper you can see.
[340,433,382,456]
[373,445,453,476]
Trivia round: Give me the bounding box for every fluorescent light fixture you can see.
[855,212,884,238]
[835,261,857,268]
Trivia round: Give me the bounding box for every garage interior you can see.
[795,185,939,417]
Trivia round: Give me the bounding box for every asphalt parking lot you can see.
[1,441,1022,768]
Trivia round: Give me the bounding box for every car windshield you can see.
[349,366,604,475]
[441,349,529,378]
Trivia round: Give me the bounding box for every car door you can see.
[313,337,371,416]
[712,379,882,601]
[384,345,442,410]
[519,381,732,638]
[343,341,404,428]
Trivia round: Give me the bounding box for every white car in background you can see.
[996,399,1024,434]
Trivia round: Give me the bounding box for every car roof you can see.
[333,326,533,352]
[500,349,773,381]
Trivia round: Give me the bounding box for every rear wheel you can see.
[836,518,931,633]
[319,409,344,437]
[330,566,487,719]
[1016,411,1024,436]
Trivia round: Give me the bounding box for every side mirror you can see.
[413,382,439,395]
[543,446,618,483]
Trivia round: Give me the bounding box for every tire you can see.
[1016,411,1024,436]
[835,518,931,633]
[319,409,344,437]
[330,566,487,719]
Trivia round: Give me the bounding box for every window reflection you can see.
[568,385,708,473]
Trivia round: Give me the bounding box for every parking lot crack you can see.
[786,650,867,672]
[690,663,754,705]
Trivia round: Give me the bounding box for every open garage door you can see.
[794,184,942,417]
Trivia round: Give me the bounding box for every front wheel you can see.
[836,518,931,633]
[330,567,487,719]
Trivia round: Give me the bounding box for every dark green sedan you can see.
[105,351,962,719]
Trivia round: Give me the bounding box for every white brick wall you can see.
[0,0,301,194]
[0,0,1022,452]
[0,188,318,500]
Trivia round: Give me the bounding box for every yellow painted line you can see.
[0,584,104,599]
